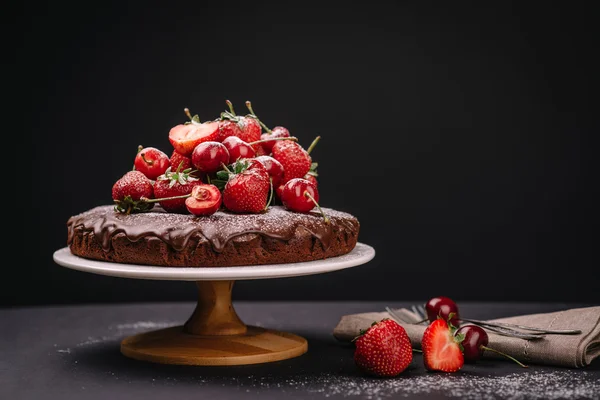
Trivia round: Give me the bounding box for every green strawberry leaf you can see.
[216,170,230,180]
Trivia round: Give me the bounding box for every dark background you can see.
[12,2,597,306]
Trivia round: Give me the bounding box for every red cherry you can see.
[457,324,488,362]
[222,136,255,164]
[191,141,229,174]
[185,184,222,216]
[456,325,528,367]
[281,178,319,213]
[275,184,285,200]
[254,155,284,187]
[281,178,329,223]
[134,146,171,180]
[260,126,291,152]
[425,296,460,326]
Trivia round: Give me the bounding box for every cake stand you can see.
[52,243,375,366]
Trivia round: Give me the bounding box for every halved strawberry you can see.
[421,318,465,372]
[168,121,220,156]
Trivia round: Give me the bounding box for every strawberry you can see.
[304,173,318,187]
[421,317,465,373]
[112,171,155,214]
[154,165,202,213]
[272,140,312,184]
[222,159,271,213]
[170,149,193,172]
[241,116,261,143]
[218,100,261,143]
[168,108,220,156]
[353,319,413,377]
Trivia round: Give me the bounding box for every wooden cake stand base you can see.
[120,281,307,365]
[53,243,375,366]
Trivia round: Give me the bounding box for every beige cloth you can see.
[333,306,600,368]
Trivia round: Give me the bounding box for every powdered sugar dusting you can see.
[263,371,600,399]
[55,320,178,352]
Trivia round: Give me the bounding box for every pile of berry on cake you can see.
[67,100,359,267]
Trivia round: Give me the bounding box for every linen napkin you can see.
[333,306,600,368]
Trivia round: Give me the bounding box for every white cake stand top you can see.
[53,242,375,281]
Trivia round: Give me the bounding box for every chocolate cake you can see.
[67,205,359,267]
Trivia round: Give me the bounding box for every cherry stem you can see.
[264,178,274,211]
[184,108,201,124]
[140,194,191,204]
[132,145,145,171]
[245,101,272,133]
[248,137,298,146]
[304,191,330,224]
[220,163,233,174]
[481,345,528,368]
[140,152,153,166]
[307,136,321,154]
[225,100,236,116]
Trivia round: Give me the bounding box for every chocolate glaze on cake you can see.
[67,205,359,267]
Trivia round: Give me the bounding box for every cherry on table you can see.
[456,324,528,367]
[425,296,460,326]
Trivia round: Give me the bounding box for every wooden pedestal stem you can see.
[183,281,247,336]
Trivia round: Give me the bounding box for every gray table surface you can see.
[1,301,599,399]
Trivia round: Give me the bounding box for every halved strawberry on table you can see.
[421,317,465,373]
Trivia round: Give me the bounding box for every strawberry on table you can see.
[112,170,155,214]
[353,318,413,377]
[221,159,271,213]
[421,317,465,373]
[154,165,202,213]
